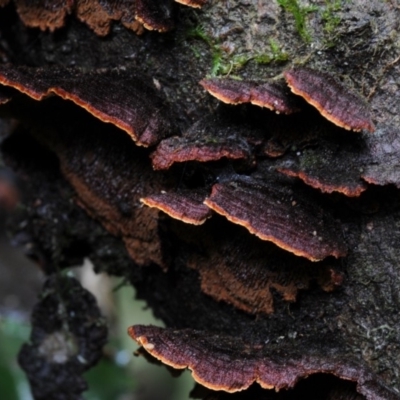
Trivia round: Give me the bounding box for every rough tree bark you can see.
[1,1,400,399]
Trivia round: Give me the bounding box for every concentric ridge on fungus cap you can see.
[0,65,175,147]
[150,117,254,170]
[200,78,300,115]
[284,67,375,132]
[141,189,212,225]
[203,177,347,261]
[128,325,399,399]
[3,0,207,34]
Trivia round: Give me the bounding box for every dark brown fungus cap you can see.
[135,0,174,32]
[75,0,120,36]
[195,379,366,400]
[284,68,375,132]
[52,125,172,267]
[200,78,299,114]
[151,117,253,170]
[13,0,73,32]
[204,175,347,261]
[0,65,175,147]
[9,97,174,267]
[183,222,343,314]
[174,0,206,8]
[275,133,369,197]
[128,326,398,399]
[141,189,212,225]
[275,125,400,194]
[5,0,200,35]
[361,128,400,188]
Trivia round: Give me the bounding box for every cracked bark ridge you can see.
[200,78,300,114]
[275,125,400,195]
[14,0,73,32]
[19,276,107,400]
[151,116,254,170]
[128,325,398,400]
[284,68,375,132]
[204,174,347,261]
[0,65,176,147]
[183,220,343,314]
[141,189,212,225]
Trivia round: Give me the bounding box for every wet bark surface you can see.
[1,1,400,398]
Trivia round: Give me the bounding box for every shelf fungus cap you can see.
[13,0,74,32]
[204,178,347,261]
[135,0,174,32]
[128,325,399,399]
[284,67,375,132]
[151,117,253,170]
[0,65,175,147]
[174,0,207,8]
[200,78,299,114]
[140,189,212,225]
[185,225,343,315]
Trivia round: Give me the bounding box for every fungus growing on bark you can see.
[275,125,400,195]
[141,189,212,225]
[284,68,375,132]
[1,0,400,398]
[193,378,366,400]
[13,0,73,32]
[151,116,254,170]
[135,0,174,32]
[175,0,206,7]
[5,0,205,35]
[204,174,347,261]
[0,65,175,147]
[128,325,398,399]
[1,96,175,267]
[182,220,343,314]
[200,78,300,114]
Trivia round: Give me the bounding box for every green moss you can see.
[276,0,318,43]
[321,0,345,47]
[254,39,289,64]
[186,26,290,76]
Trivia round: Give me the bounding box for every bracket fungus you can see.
[182,220,343,314]
[141,189,212,225]
[128,325,398,399]
[1,1,400,399]
[200,78,300,114]
[150,116,255,170]
[284,68,375,133]
[4,0,207,34]
[0,65,175,147]
[204,175,347,261]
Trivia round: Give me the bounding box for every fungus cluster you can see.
[1,1,400,399]
[0,0,206,34]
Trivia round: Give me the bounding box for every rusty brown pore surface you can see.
[1,0,400,398]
